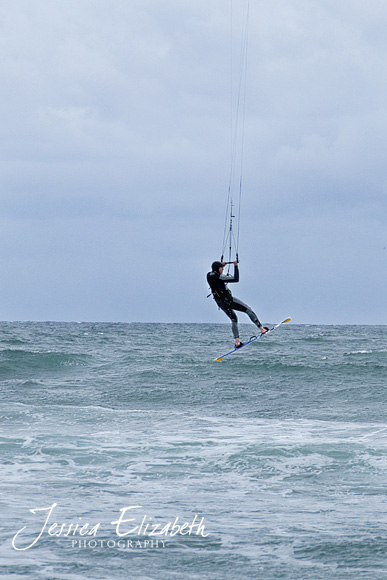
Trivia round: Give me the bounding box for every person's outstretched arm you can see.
[219,261,239,283]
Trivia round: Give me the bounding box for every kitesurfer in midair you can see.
[207,261,268,347]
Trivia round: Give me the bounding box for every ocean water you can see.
[1,321,387,580]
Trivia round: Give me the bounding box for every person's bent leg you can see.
[231,298,265,332]
[221,306,241,345]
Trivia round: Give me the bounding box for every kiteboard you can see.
[215,317,291,362]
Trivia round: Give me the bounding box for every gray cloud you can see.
[0,0,385,323]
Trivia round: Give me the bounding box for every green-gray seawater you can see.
[1,322,387,579]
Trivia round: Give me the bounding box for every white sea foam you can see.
[1,322,387,579]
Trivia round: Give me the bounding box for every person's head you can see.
[211,261,224,274]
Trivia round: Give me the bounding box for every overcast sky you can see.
[0,0,386,324]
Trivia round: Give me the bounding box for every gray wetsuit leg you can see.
[219,303,240,339]
[230,298,262,329]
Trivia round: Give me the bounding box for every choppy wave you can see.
[0,348,92,380]
[1,322,387,580]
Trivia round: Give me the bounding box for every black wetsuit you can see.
[207,265,239,307]
[207,265,262,339]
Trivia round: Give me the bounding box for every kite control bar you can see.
[220,253,239,265]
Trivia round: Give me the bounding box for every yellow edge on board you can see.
[215,318,291,362]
